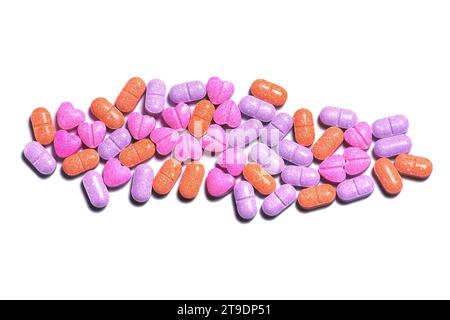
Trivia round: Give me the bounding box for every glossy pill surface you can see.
[278,139,313,167]
[298,184,336,210]
[319,106,358,129]
[234,181,257,220]
[372,115,409,139]
[260,112,293,147]
[262,184,296,217]
[188,100,215,137]
[115,77,146,113]
[281,165,320,188]
[98,128,132,160]
[228,119,263,147]
[168,81,206,104]
[145,79,166,114]
[31,107,55,145]
[374,135,412,158]
[82,170,109,209]
[243,163,276,196]
[336,175,375,202]
[238,96,276,122]
[90,97,124,129]
[374,158,403,195]
[293,108,315,146]
[179,162,205,200]
[394,154,433,179]
[311,127,344,161]
[248,143,285,175]
[23,141,56,175]
[62,149,99,176]
[153,159,182,195]
[131,164,154,203]
[119,139,155,168]
[250,79,287,107]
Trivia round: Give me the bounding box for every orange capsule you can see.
[293,108,315,146]
[250,79,288,107]
[90,97,124,130]
[188,99,215,137]
[153,159,182,195]
[297,184,336,210]
[374,158,403,195]
[395,154,432,179]
[31,107,55,145]
[243,163,276,196]
[311,127,344,161]
[119,139,155,168]
[115,77,146,113]
[179,162,205,200]
[62,149,99,176]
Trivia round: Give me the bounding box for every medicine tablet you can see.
[336,175,375,202]
[153,159,182,195]
[145,79,166,114]
[115,77,146,113]
[373,135,412,158]
[62,149,99,176]
[82,170,109,209]
[281,165,320,188]
[179,162,205,200]
[278,140,313,167]
[98,128,132,161]
[262,184,296,217]
[293,108,315,146]
[90,97,124,130]
[297,184,336,210]
[372,115,409,139]
[238,96,276,122]
[250,79,287,107]
[394,154,432,179]
[248,143,285,175]
[119,139,155,168]
[260,112,293,147]
[311,127,344,161]
[188,99,215,137]
[373,158,402,195]
[228,119,263,148]
[31,107,55,145]
[243,163,276,196]
[233,181,258,220]
[131,164,154,203]
[319,106,358,129]
[168,81,206,104]
[23,141,56,175]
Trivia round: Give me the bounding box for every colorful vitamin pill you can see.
[98,128,132,160]
[56,102,85,130]
[206,168,235,198]
[373,158,403,195]
[115,77,146,113]
[217,147,246,176]
[319,155,346,184]
[228,119,263,148]
[144,79,166,114]
[23,141,56,175]
[131,164,154,203]
[188,99,215,137]
[62,149,99,176]
[90,97,124,130]
[206,76,235,105]
[150,127,179,156]
[127,112,156,140]
[168,81,206,104]
[372,115,409,139]
[153,159,182,195]
[77,121,106,149]
[53,130,82,158]
[179,162,205,200]
[343,147,371,176]
[82,170,109,209]
[297,184,336,210]
[243,163,276,196]
[311,127,344,161]
[238,96,276,122]
[336,175,375,202]
[344,122,372,150]
[281,165,320,188]
[278,139,313,167]
[31,107,55,145]
[103,158,132,188]
[260,112,293,147]
[248,143,285,175]
[394,154,433,179]
[173,133,203,163]
[162,103,191,129]
[233,181,258,220]
[119,138,155,168]
[201,124,227,153]
[319,106,358,129]
[250,79,287,107]
[262,184,296,217]
[373,135,412,158]
[213,100,241,128]
[293,108,315,146]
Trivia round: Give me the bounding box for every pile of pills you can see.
[24,77,433,220]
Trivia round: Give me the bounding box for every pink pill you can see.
[127,112,156,140]
[56,102,85,130]
[206,76,235,105]
[168,81,206,104]
[150,127,179,156]
[262,184,296,217]
[281,165,320,187]
[238,95,276,122]
[260,112,293,147]
[213,100,241,128]
[228,119,263,148]
[77,121,106,149]
[278,139,313,167]
[173,133,202,163]
[206,167,235,198]
[336,175,374,202]
[24,141,56,176]
[248,143,285,175]
[343,147,371,176]
[217,147,246,176]
[319,155,346,183]
[53,130,82,158]
[145,79,166,114]
[201,124,227,153]
[162,103,191,130]
[319,106,358,129]
[344,122,372,150]
[102,158,132,188]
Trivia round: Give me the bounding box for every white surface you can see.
[0,0,449,300]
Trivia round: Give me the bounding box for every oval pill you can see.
[293,108,315,146]
[297,184,336,210]
[131,164,154,203]
[62,149,99,176]
[238,96,276,122]
[119,139,155,168]
[248,143,285,175]
[188,99,215,137]
[250,79,287,107]
[319,106,358,129]
[228,119,263,148]
[374,135,412,158]
[153,159,182,195]
[90,97,125,129]
[145,79,166,114]
[394,154,433,179]
[278,139,313,167]
[372,115,409,139]
[82,170,109,209]
[262,184,296,217]
[243,163,276,196]
[311,127,344,161]
[23,141,56,175]
[260,112,293,147]
[98,128,132,160]
[281,165,320,188]
[373,158,403,195]
[31,107,55,145]
[168,81,206,104]
[179,162,205,200]
[233,181,258,220]
[115,77,146,113]
[336,175,375,202]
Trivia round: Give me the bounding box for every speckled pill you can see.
[90,97,124,130]
[188,99,215,137]
[262,184,296,217]
[278,140,313,167]
[233,181,258,220]
[145,79,166,114]
[217,147,246,176]
[82,170,109,209]
[248,143,285,175]
[374,135,412,158]
[98,128,132,161]
[31,107,55,145]
[238,96,276,122]
[297,184,336,210]
[344,122,372,150]
[119,139,155,168]
[243,163,276,196]
[250,79,288,107]
[201,124,227,153]
[394,154,433,179]
[115,77,146,113]
[311,127,344,161]
[179,162,205,200]
[168,81,206,104]
[23,141,56,175]
[131,164,154,203]
[260,112,293,147]
[293,108,315,147]
[281,165,320,188]
[374,158,402,195]
[336,175,375,202]
[319,106,358,129]
[228,119,263,147]
[62,149,99,176]
[153,159,182,195]
[372,115,409,139]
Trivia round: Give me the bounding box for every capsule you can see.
[319,106,358,129]
[260,112,293,147]
[98,128,132,160]
[145,79,166,114]
[238,96,276,122]
[293,108,315,147]
[179,162,205,200]
[119,139,155,168]
[336,175,375,202]
[62,149,99,176]
[373,135,412,158]
[372,115,409,139]
[278,140,313,167]
[82,170,109,209]
[373,158,403,195]
[188,99,215,137]
[281,165,320,188]
[250,79,287,107]
[168,81,206,104]
[311,127,344,161]
[90,97,124,129]
[262,184,296,217]
[297,184,336,210]
[228,119,263,147]
[243,163,276,196]
[31,107,55,145]
[115,77,146,113]
[153,159,182,195]
[131,164,154,203]
[394,154,433,179]
[23,141,56,175]
[248,143,285,175]
[233,181,258,220]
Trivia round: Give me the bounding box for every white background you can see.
[0,0,449,299]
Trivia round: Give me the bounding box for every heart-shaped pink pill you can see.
[201,124,227,153]
[77,121,106,148]
[213,100,241,128]
[344,147,371,176]
[206,76,235,105]
[217,147,246,176]
[162,103,191,129]
[173,133,203,163]
[102,158,132,188]
[318,155,346,183]
[150,127,179,156]
[53,130,82,158]
[206,167,235,197]
[344,122,372,150]
[127,112,156,140]
[56,102,85,130]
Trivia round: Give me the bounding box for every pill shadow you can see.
[59,167,79,181]
[260,206,279,221]
[177,191,195,203]
[21,152,53,180]
[165,95,176,108]
[295,198,334,214]
[336,194,373,206]
[128,193,147,207]
[204,183,226,203]
[79,182,106,213]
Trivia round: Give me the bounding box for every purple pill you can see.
[372,115,409,139]
[238,95,276,122]
[319,106,358,129]
[168,81,206,104]
[233,181,257,220]
[98,128,132,160]
[260,112,293,147]
[24,141,56,175]
[281,165,320,187]
[336,175,374,202]
[82,170,109,209]
[262,184,296,217]
[131,164,154,203]
[145,79,166,114]
[374,135,412,158]
[228,119,263,147]
[248,143,285,175]
[278,139,313,167]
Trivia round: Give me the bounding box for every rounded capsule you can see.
[281,165,320,188]
[243,163,276,196]
[394,154,433,179]
[374,135,412,158]
[262,184,296,217]
[250,79,287,107]
[131,164,154,203]
[98,128,132,161]
[145,79,166,114]
[278,140,313,167]
[188,99,215,137]
[336,175,375,202]
[62,149,99,176]
[260,112,293,147]
[119,139,155,168]
[31,107,55,145]
[23,141,56,175]
[228,119,263,148]
[90,97,124,130]
[115,77,146,113]
[311,127,344,161]
[373,158,403,195]
[372,115,409,139]
[233,181,257,220]
[293,108,315,146]
[238,96,276,122]
[82,170,109,209]
[168,81,206,104]
[153,159,182,195]
[248,143,285,175]
[179,162,205,200]
[297,184,336,210]
[319,106,358,129]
